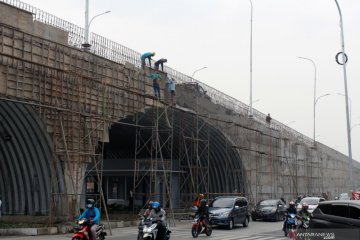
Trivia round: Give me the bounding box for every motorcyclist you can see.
[78,199,100,240]
[144,200,153,218]
[282,201,297,231]
[195,199,210,230]
[297,202,311,227]
[149,201,167,240]
[193,193,205,208]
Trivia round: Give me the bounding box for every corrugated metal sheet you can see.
[0,98,65,215]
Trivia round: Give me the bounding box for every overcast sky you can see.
[21,0,360,162]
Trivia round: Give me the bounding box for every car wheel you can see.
[243,217,249,227]
[227,219,234,230]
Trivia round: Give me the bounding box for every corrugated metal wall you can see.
[0,98,65,215]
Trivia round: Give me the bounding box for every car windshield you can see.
[259,200,277,206]
[300,198,319,205]
[210,198,234,208]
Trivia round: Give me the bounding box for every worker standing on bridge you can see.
[167,77,176,105]
[141,52,156,69]
[155,58,167,71]
[147,72,163,99]
[266,113,272,126]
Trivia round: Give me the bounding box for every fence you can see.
[1,0,314,146]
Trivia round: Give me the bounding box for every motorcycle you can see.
[191,215,212,238]
[298,215,310,229]
[284,213,297,239]
[141,217,171,240]
[296,215,311,240]
[71,218,107,240]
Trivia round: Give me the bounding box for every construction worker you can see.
[154,58,167,71]
[141,52,155,69]
[146,72,163,98]
[167,77,176,105]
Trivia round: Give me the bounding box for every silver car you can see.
[296,197,326,213]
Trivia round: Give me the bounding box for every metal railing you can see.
[1,0,314,146]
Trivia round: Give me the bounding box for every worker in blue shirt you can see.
[79,199,100,240]
[167,77,176,105]
[141,52,155,69]
[147,73,162,98]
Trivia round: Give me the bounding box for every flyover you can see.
[0,1,359,218]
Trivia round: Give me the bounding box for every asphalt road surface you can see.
[1,220,287,240]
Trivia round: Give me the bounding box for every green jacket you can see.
[146,73,162,80]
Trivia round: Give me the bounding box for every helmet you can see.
[147,200,153,208]
[151,201,160,209]
[289,201,295,207]
[200,199,207,206]
[302,202,309,210]
[199,193,205,199]
[86,199,95,208]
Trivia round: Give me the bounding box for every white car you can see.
[296,197,326,213]
[339,192,350,200]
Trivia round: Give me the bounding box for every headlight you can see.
[219,211,231,217]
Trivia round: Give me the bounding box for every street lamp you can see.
[190,66,207,194]
[249,0,254,117]
[191,67,207,81]
[83,0,110,49]
[334,0,354,192]
[298,56,317,145]
[314,93,331,143]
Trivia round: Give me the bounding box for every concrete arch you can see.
[105,107,247,205]
[0,98,66,215]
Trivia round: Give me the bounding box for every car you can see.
[208,196,250,230]
[310,200,360,240]
[339,192,350,200]
[296,197,325,213]
[251,199,287,221]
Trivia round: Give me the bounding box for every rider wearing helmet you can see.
[297,202,311,220]
[79,199,100,240]
[282,201,297,231]
[149,201,167,240]
[144,200,153,218]
[195,199,210,229]
[193,193,205,208]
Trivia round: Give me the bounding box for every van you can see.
[209,196,250,230]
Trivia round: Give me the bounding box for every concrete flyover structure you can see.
[0,1,359,218]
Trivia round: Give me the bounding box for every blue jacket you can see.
[141,52,154,61]
[167,78,175,91]
[79,207,100,225]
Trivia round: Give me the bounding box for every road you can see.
[1,220,287,240]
